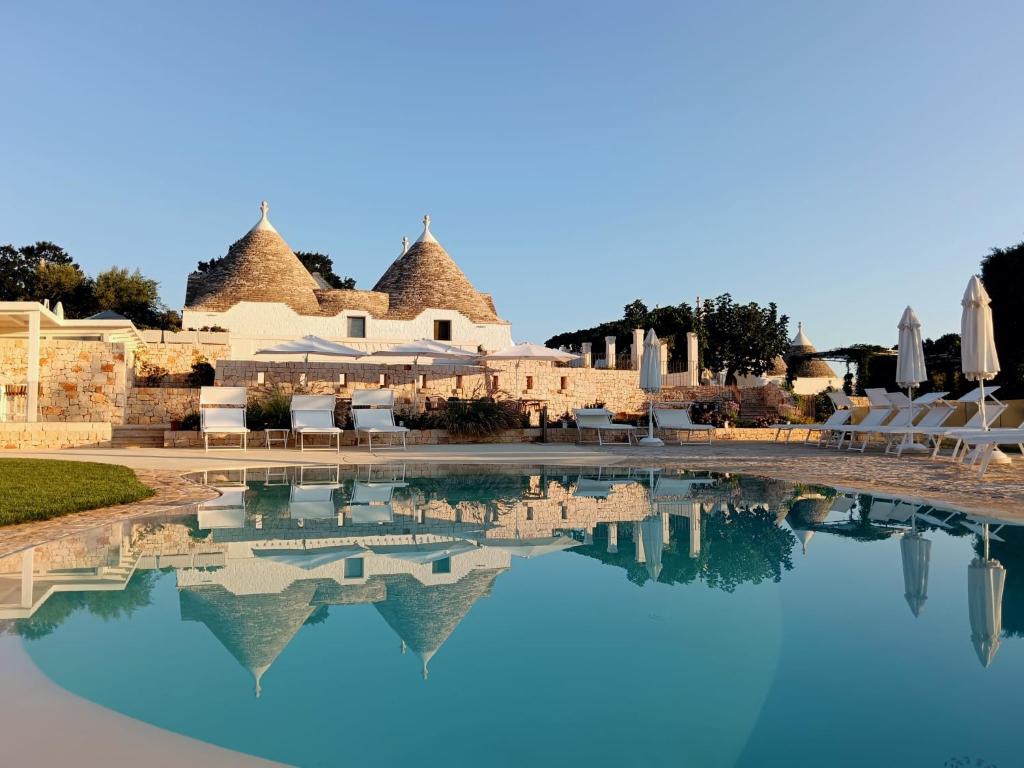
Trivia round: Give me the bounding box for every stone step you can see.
[112,424,168,447]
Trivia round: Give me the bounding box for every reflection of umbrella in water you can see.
[900,531,931,617]
[255,544,367,570]
[372,539,479,565]
[640,513,664,581]
[479,535,580,559]
[967,522,1006,668]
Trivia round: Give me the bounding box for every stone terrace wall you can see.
[133,333,232,385]
[215,359,648,417]
[0,422,112,449]
[127,387,199,425]
[0,339,128,424]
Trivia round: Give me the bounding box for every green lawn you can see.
[0,459,154,526]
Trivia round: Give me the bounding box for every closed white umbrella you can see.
[640,512,665,581]
[900,530,931,617]
[638,329,664,446]
[961,276,1006,463]
[895,307,928,451]
[968,529,1005,669]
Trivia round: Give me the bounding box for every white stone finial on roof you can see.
[402,236,410,255]
[250,200,279,234]
[792,321,813,348]
[416,214,438,244]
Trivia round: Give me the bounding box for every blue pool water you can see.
[4,465,1022,767]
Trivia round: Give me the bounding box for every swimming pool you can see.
[2,464,1020,767]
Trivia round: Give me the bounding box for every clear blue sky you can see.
[2,1,1022,350]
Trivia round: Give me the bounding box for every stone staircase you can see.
[111,424,168,448]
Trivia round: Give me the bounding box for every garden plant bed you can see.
[0,459,154,526]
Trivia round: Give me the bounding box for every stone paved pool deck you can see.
[2,440,1022,556]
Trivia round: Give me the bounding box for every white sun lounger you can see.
[652,403,715,444]
[575,408,638,445]
[290,394,342,452]
[876,396,956,456]
[351,389,409,449]
[927,387,1009,458]
[200,386,249,452]
[829,406,897,451]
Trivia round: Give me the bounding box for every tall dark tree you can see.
[700,294,790,385]
[0,241,76,301]
[981,241,1024,397]
[93,267,174,329]
[294,251,355,289]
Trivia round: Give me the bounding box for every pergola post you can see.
[21,547,35,608]
[27,310,40,422]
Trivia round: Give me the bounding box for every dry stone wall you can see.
[127,387,199,425]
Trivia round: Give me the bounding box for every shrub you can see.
[179,411,200,431]
[431,398,524,437]
[188,354,216,387]
[247,389,292,430]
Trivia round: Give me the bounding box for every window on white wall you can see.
[338,373,347,386]
[347,316,366,338]
[433,319,451,341]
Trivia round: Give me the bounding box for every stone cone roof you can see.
[372,216,500,323]
[786,322,838,379]
[179,579,321,697]
[185,201,321,314]
[373,568,505,679]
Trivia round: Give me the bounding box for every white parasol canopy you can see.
[256,335,365,362]
[896,306,927,391]
[483,342,577,362]
[478,534,581,559]
[254,544,367,570]
[638,329,664,446]
[371,539,478,565]
[640,513,665,581]
[961,276,1000,428]
[369,339,477,360]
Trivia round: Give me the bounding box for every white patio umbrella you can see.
[483,342,578,396]
[638,329,664,446]
[254,544,367,570]
[968,526,1005,668]
[368,339,478,408]
[899,529,931,618]
[961,276,1005,462]
[895,306,928,451]
[256,335,366,363]
[478,534,581,559]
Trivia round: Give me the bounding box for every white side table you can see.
[265,428,290,450]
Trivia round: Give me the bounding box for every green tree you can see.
[0,241,78,303]
[700,294,790,385]
[981,241,1024,397]
[93,267,168,328]
[294,251,355,289]
[35,261,98,317]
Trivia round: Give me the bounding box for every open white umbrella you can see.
[478,534,581,559]
[255,544,367,570]
[483,342,578,397]
[371,538,478,565]
[961,276,1006,462]
[256,335,365,362]
[638,329,664,446]
[368,339,478,408]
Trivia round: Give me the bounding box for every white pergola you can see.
[0,301,145,422]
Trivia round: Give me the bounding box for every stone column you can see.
[26,310,40,422]
[21,547,34,608]
[685,331,699,387]
[631,328,645,370]
[581,342,592,369]
[660,342,669,375]
[634,522,646,563]
[662,510,671,545]
[607,522,618,553]
[605,336,617,369]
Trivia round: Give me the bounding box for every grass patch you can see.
[0,459,154,526]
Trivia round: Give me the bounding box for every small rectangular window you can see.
[379,373,386,386]
[432,557,452,574]
[339,373,347,386]
[492,375,499,390]
[257,372,265,384]
[526,507,534,521]
[344,558,364,578]
[525,375,534,390]
[560,376,569,390]
[433,319,452,341]
[455,374,464,389]
[347,316,366,338]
